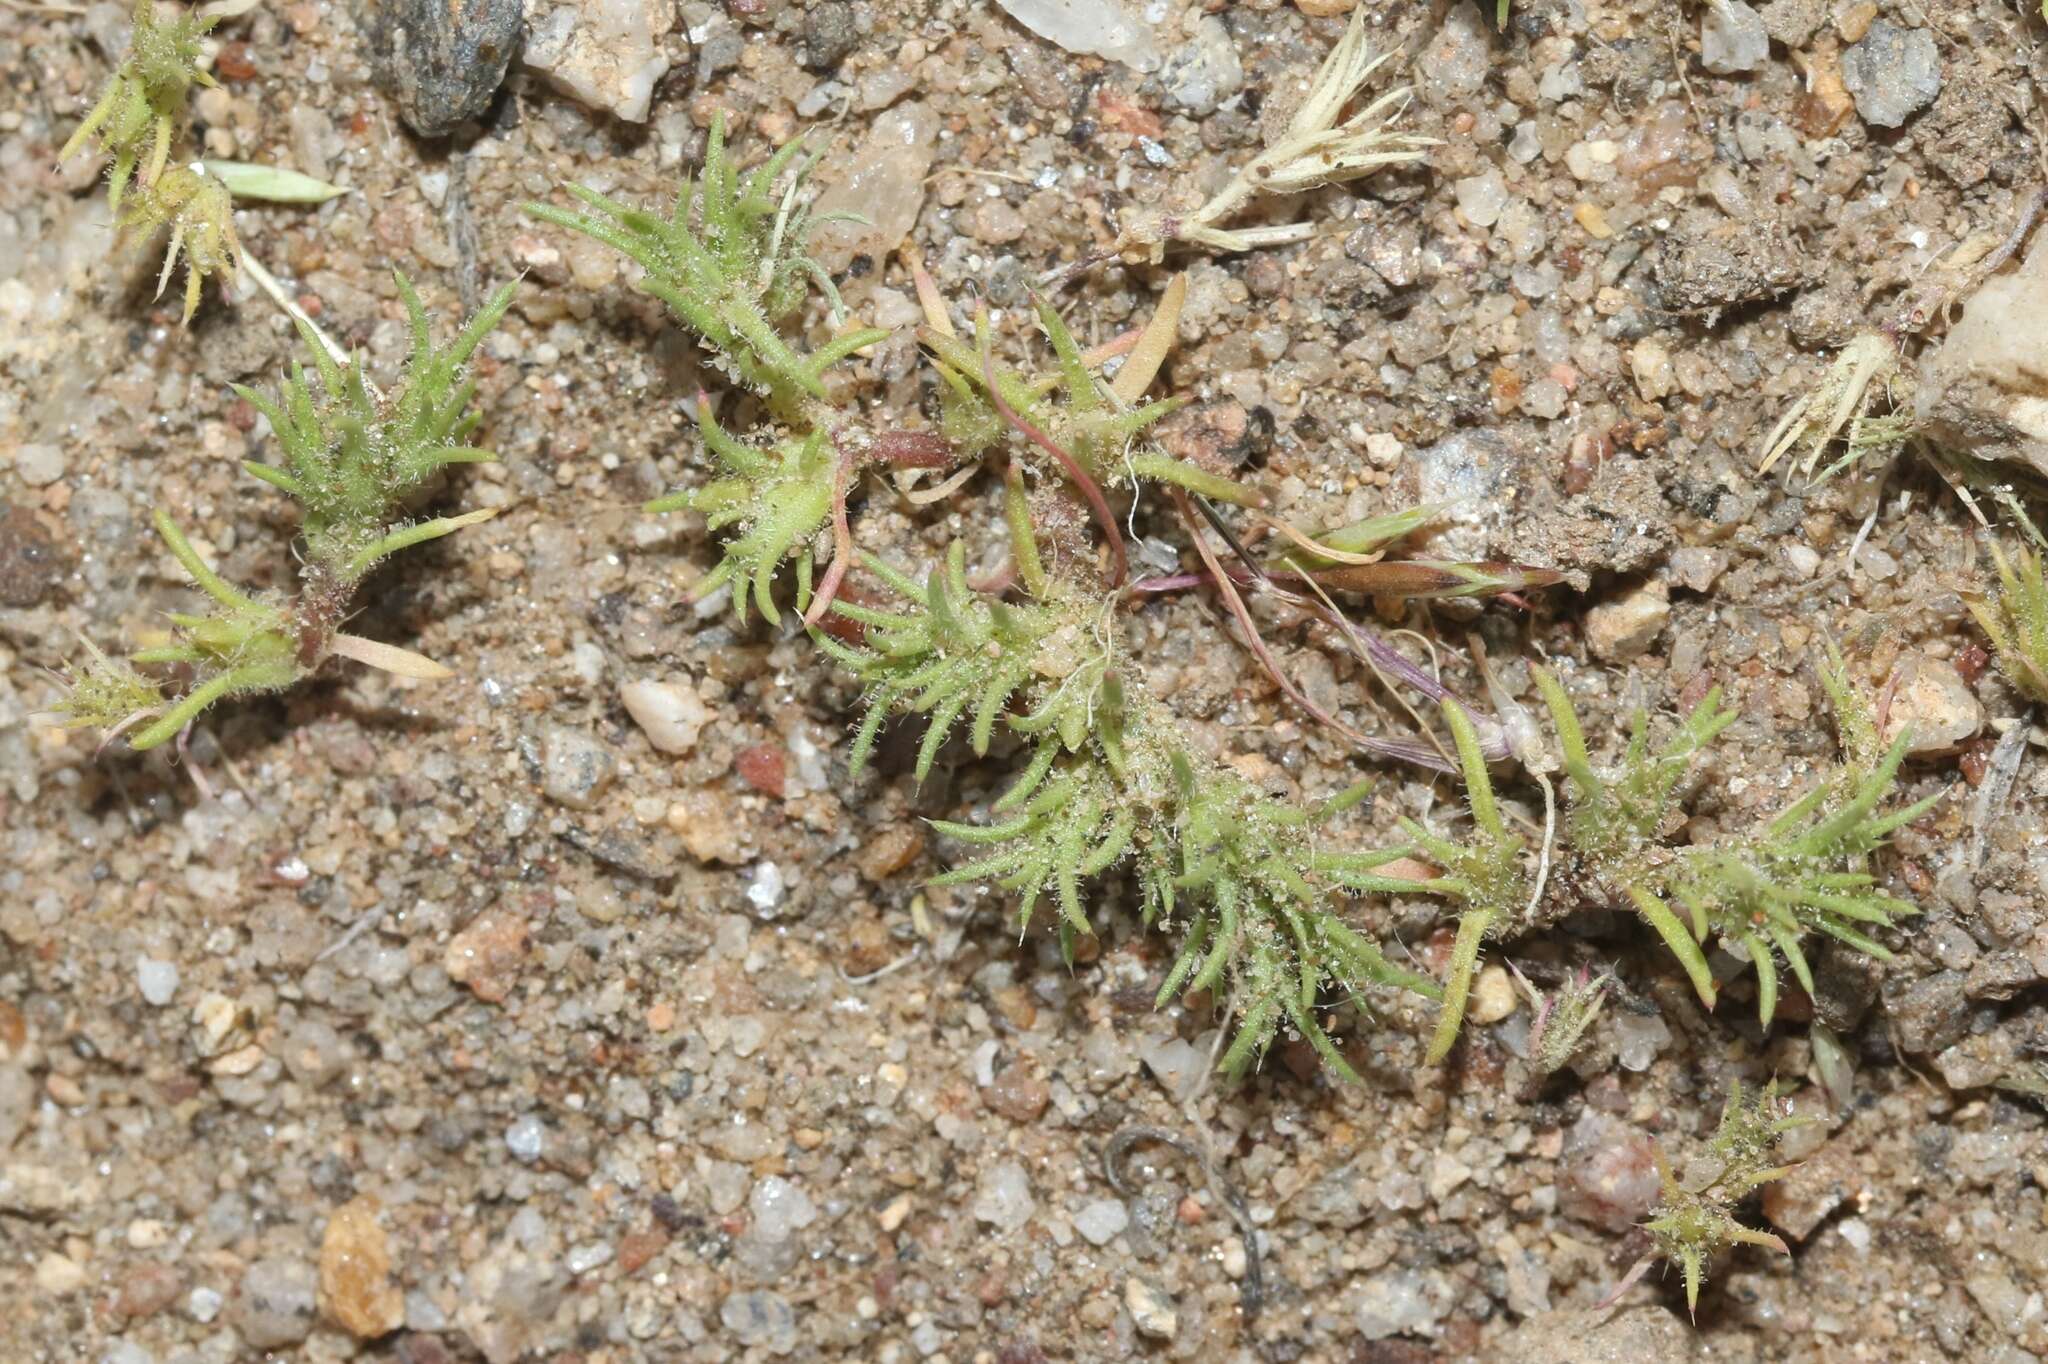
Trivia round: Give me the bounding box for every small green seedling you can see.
[1606,1080,1804,1315]
[51,275,515,749]
[1509,960,1611,1074]
[524,92,1930,1089]
[530,115,1459,1078]
[201,158,348,205]
[1968,536,2048,705]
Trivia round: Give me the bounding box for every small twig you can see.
[1175,489,1364,746]
[837,945,924,985]
[173,723,215,802]
[1525,772,1557,923]
[1107,1032,1267,1336]
[1102,1122,1266,1328]
[1967,719,2029,870]
[314,903,387,965]
[240,248,388,403]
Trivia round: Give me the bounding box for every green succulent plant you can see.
[920,298,1262,513]
[116,162,240,323]
[526,114,884,418]
[815,542,1109,780]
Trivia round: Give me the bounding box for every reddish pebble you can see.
[982,1061,1050,1124]
[215,41,257,80]
[1175,1196,1205,1225]
[617,1229,669,1275]
[1959,739,1992,787]
[1557,1111,1659,1233]
[975,1269,1007,1306]
[1095,89,1161,138]
[734,743,787,798]
[1955,642,1990,687]
[113,1262,183,1320]
[444,913,531,1004]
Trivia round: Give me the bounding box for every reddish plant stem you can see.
[804,428,958,628]
[802,435,860,629]
[980,338,1127,588]
[1171,488,1366,748]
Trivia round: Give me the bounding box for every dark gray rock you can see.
[1965,949,2040,1003]
[359,0,524,137]
[801,1,857,71]
[0,504,66,607]
[1885,969,1970,1055]
[1811,941,1883,1031]
[1758,0,1824,47]
[1651,212,1818,316]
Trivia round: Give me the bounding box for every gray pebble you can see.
[971,1159,1035,1231]
[1156,16,1242,117]
[1699,0,1769,75]
[135,956,179,1007]
[14,442,64,487]
[505,1114,547,1163]
[358,0,524,138]
[1840,22,1941,129]
[0,1056,36,1138]
[565,1242,613,1275]
[720,1289,799,1354]
[1072,1198,1129,1246]
[1884,969,1969,1054]
[539,724,615,809]
[748,1175,818,1240]
[231,1257,317,1349]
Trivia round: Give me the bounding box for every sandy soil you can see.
[7,1,2048,1361]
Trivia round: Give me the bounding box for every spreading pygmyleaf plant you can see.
[1395,653,1938,1063]
[526,54,1933,1082]
[53,275,515,750]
